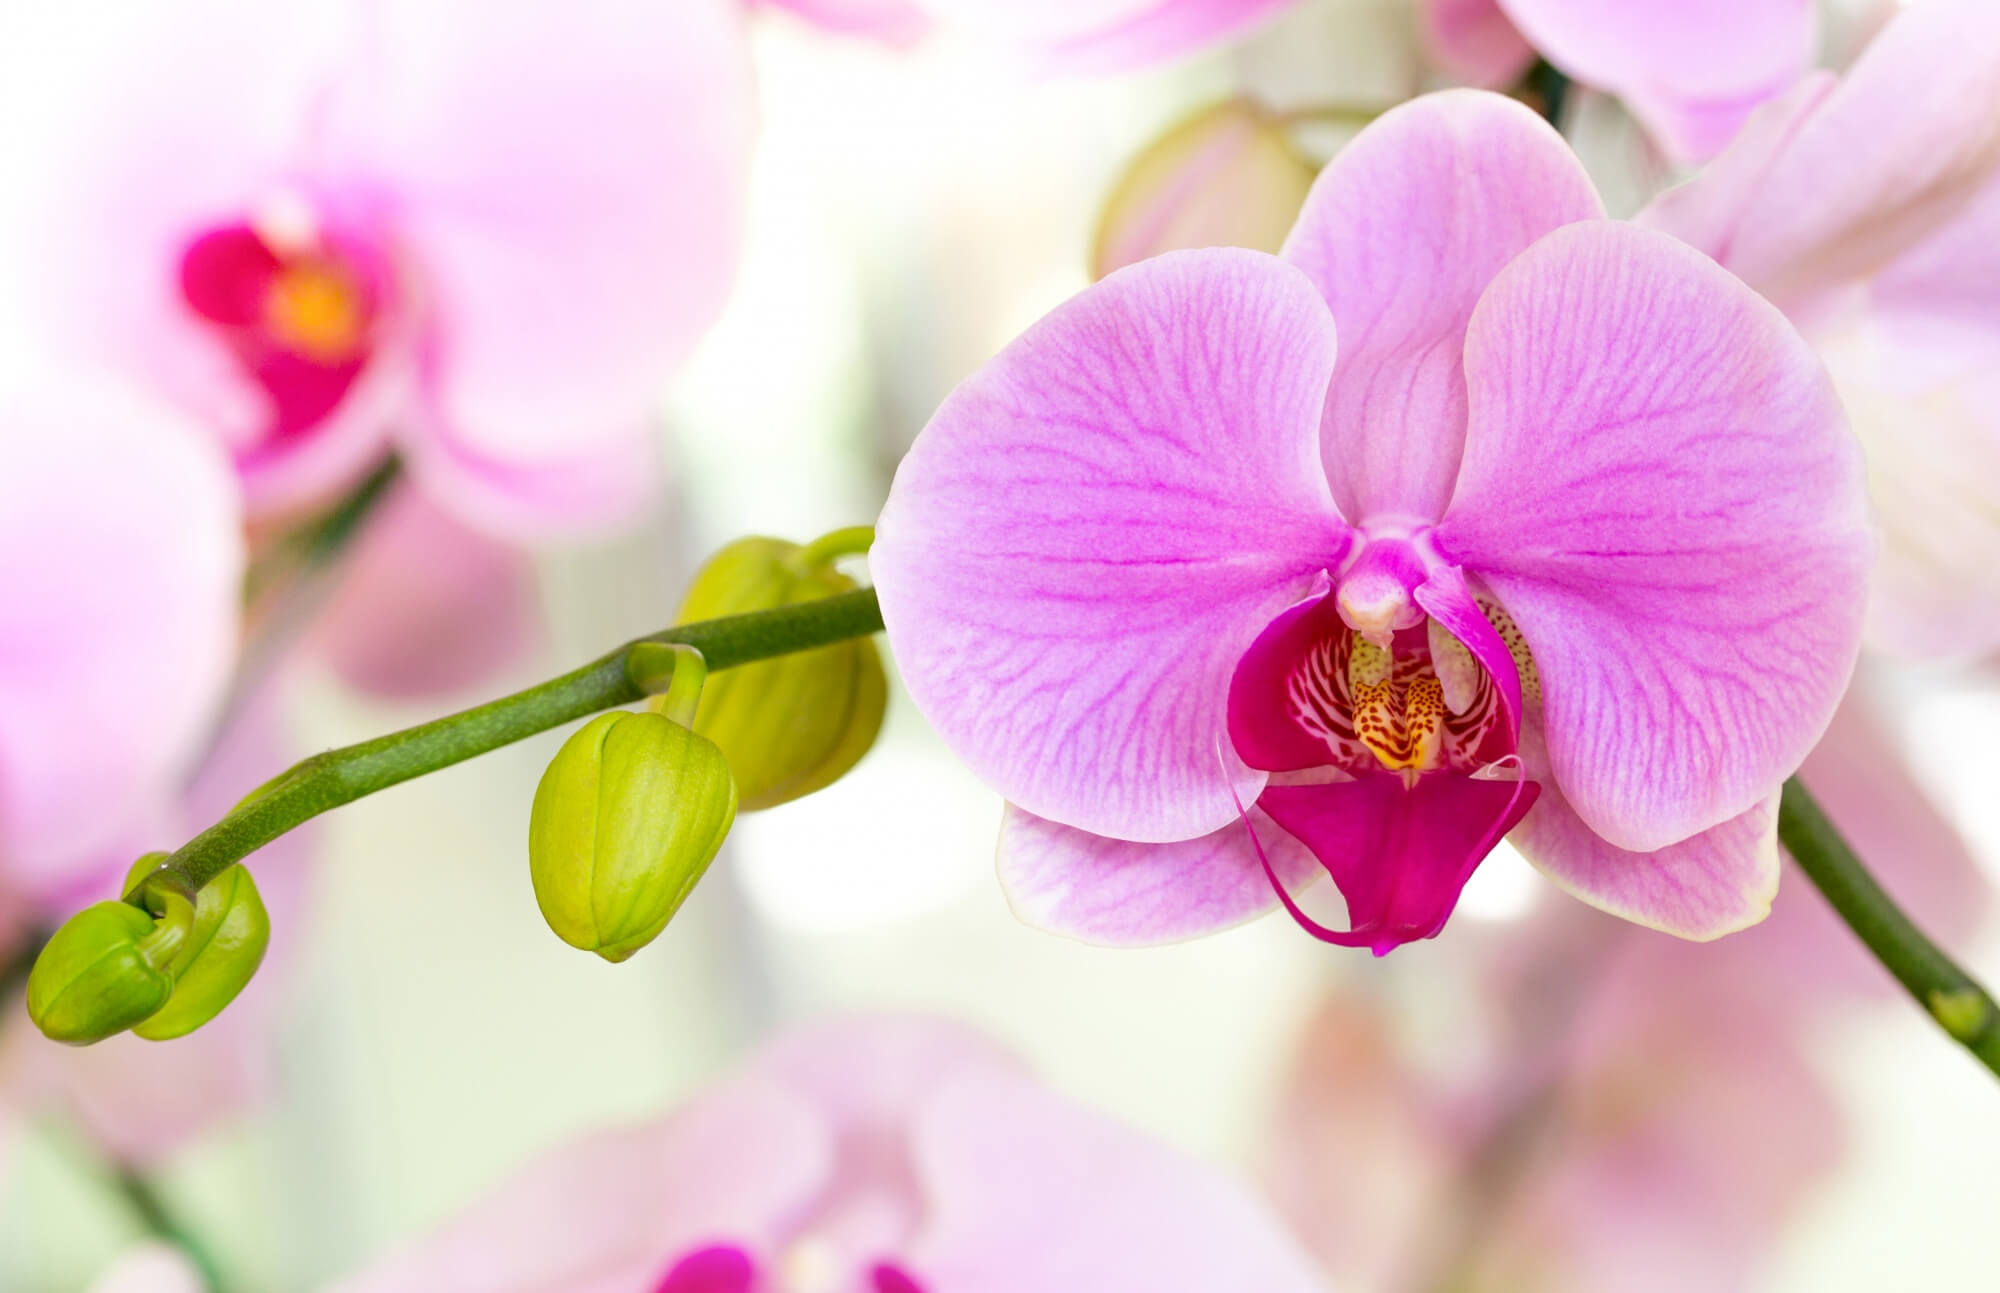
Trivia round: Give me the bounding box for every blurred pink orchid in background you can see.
[0,386,242,902]
[1643,0,2000,659]
[9,0,754,540]
[1268,947,1844,1293]
[1419,0,1818,163]
[334,1014,1330,1293]
[875,91,1868,954]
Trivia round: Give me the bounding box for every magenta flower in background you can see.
[9,0,754,539]
[333,1015,1329,1293]
[1642,0,2000,659]
[874,91,1869,954]
[1418,0,1818,163]
[0,385,242,900]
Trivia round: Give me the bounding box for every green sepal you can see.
[529,710,739,962]
[123,854,271,1041]
[25,902,176,1045]
[677,536,886,811]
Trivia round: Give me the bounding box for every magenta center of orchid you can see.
[178,216,387,452]
[653,1243,930,1293]
[1228,538,1540,953]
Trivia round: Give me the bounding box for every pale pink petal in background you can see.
[1640,0,2000,308]
[1417,0,1534,90]
[754,0,934,47]
[332,1080,831,1293]
[1494,0,1818,162]
[357,0,755,533]
[313,485,544,699]
[908,1070,1330,1291]
[1034,0,1301,75]
[0,382,243,898]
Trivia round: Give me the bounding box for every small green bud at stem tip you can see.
[26,903,176,1045]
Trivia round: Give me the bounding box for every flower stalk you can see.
[130,587,885,904]
[1780,777,2000,1077]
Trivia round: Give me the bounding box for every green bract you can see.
[529,710,738,962]
[124,855,271,1041]
[677,537,886,810]
[25,902,176,1045]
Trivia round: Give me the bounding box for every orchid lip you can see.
[1226,570,1538,950]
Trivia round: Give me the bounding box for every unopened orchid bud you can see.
[123,854,271,1041]
[26,902,178,1045]
[530,711,738,962]
[1092,99,1318,279]
[677,534,886,811]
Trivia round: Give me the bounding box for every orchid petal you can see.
[1439,221,1868,852]
[1511,721,1780,940]
[314,484,544,698]
[1642,0,2000,303]
[754,0,933,46]
[751,1013,1029,1131]
[1033,0,1300,75]
[874,249,1348,843]
[907,1072,1330,1292]
[0,383,243,894]
[917,0,1289,69]
[399,411,664,542]
[329,1078,830,1293]
[1817,320,2000,659]
[995,803,1320,946]
[1417,0,1534,90]
[361,0,753,505]
[1495,0,1817,163]
[1281,91,1600,522]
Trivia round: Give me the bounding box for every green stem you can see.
[132,588,884,901]
[1780,776,2000,1078]
[113,1168,225,1293]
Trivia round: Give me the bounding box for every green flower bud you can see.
[123,855,271,1041]
[677,536,886,810]
[530,710,738,962]
[26,902,176,1045]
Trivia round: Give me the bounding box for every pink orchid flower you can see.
[1642,0,2000,659]
[1419,0,1818,163]
[333,1014,1330,1293]
[13,0,754,539]
[873,90,1869,954]
[0,384,242,899]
